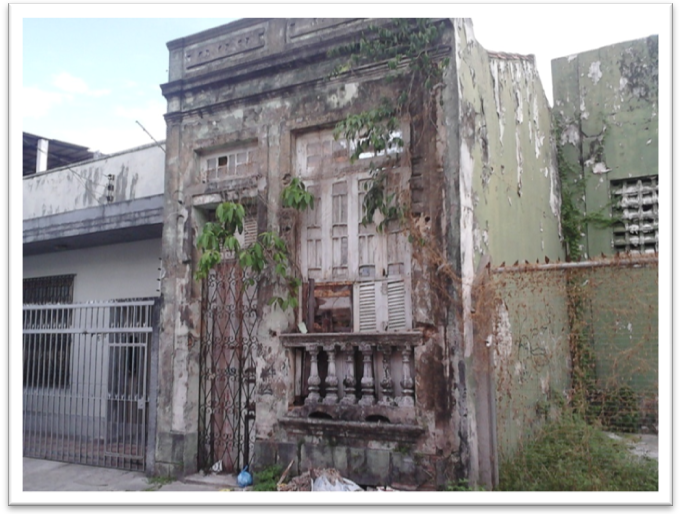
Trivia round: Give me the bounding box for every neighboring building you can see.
[156,18,564,489]
[552,38,659,432]
[552,36,659,258]
[23,139,166,299]
[23,132,95,177]
[22,136,166,471]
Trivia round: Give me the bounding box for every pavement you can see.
[605,432,659,460]
[23,458,245,492]
[23,432,659,492]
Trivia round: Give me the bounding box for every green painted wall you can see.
[491,270,571,459]
[450,20,568,465]
[453,22,564,270]
[552,36,658,258]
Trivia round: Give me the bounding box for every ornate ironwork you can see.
[198,261,259,473]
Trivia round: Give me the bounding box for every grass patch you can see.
[253,465,283,491]
[144,475,174,491]
[444,479,486,491]
[499,413,658,491]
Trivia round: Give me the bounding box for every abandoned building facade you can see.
[21,18,658,491]
[155,18,563,489]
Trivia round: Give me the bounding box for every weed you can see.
[145,475,174,490]
[444,479,486,492]
[498,412,657,491]
[253,464,284,492]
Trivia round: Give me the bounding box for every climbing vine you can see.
[554,121,623,414]
[331,18,449,230]
[554,122,620,261]
[196,20,450,307]
[195,179,314,310]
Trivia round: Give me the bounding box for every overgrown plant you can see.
[331,18,449,230]
[253,464,284,491]
[499,411,657,491]
[555,122,621,417]
[554,122,620,261]
[195,180,314,310]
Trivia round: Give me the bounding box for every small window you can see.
[202,144,257,182]
[611,177,658,253]
[23,275,75,389]
[23,274,74,304]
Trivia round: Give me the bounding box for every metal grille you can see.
[199,262,258,473]
[23,274,74,304]
[23,299,158,471]
[612,176,659,253]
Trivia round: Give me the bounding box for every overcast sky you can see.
[15,4,669,155]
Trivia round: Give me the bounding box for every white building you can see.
[22,135,165,471]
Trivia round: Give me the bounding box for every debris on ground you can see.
[277,468,363,492]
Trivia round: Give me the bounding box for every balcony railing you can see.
[280,332,422,426]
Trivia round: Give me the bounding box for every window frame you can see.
[295,127,412,333]
[611,175,659,254]
[23,274,75,389]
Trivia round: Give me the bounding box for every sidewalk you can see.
[23,458,244,492]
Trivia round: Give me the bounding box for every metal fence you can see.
[23,299,159,471]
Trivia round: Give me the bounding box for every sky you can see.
[16,4,669,155]
[7,6,673,504]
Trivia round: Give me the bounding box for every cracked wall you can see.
[450,19,568,480]
[157,18,471,488]
[552,37,659,421]
[552,36,658,258]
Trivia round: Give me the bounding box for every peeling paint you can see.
[535,134,544,159]
[326,82,358,109]
[579,98,589,120]
[495,302,513,363]
[591,162,611,174]
[515,131,523,197]
[560,124,580,147]
[588,61,602,84]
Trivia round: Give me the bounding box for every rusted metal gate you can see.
[198,262,258,473]
[22,299,159,471]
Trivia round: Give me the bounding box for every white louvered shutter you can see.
[387,279,407,331]
[355,282,377,332]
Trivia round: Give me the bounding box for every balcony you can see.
[279,331,424,442]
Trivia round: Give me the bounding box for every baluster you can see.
[379,346,394,406]
[358,343,375,406]
[340,348,356,405]
[323,345,339,405]
[305,345,321,405]
[398,346,415,407]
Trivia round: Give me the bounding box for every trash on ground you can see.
[237,465,253,487]
[277,468,363,492]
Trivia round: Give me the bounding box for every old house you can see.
[23,135,165,470]
[156,18,565,489]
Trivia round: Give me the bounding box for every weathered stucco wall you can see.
[157,18,465,487]
[449,19,566,484]
[552,36,658,258]
[453,21,563,271]
[23,142,165,219]
[23,238,162,302]
[489,269,571,459]
[582,264,658,429]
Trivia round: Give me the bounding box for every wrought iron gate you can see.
[198,262,258,473]
[22,299,158,471]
